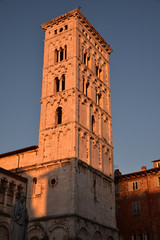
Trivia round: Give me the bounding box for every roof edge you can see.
[41,9,113,54]
[0,145,38,158]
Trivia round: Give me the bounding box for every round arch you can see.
[0,225,9,240]
[78,228,89,240]
[93,231,102,240]
[28,223,48,240]
[49,225,69,240]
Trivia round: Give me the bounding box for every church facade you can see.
[0,9,118,240]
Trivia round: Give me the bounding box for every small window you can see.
[55,49,59,63]
[55,77,60,92]
[59,28,63,33]
[49,176,58,187]
[133,181,138,190]
[86,82,89,96]
[83,53,87,64]
[96,66,99,76]
[158,176,160,186]
[158,163,160,167]
[98,93,101,106]
[60,47,64,61]
[83,78,85,93]
[65,25,68,30]
[56,107,62,125]
[33,177,37,184]
[132,201,141,216]
[87,56,90,67]
[64,45,67,60]
[54,29,57,35]
[99,68,102,79]
[91,115,96,133]
[62,74,65,91]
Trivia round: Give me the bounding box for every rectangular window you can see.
[158,177,160,186]
[132,201,141,216]
[133,181,138,191]
[128,181,139,191]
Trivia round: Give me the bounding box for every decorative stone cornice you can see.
[41,9,113,54]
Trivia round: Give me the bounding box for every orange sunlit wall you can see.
[115,161,160,240]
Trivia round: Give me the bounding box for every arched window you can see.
[86,82,89,96]
[99,68,102,79]
[62,74,65,91]
[83,52,87,64]
[83,78,85,93]
[60,47,64,61]
[56,107,62,125]
[96,65,99,76]
[64,45,67,59]
[32,177,37,195]
[91,115,96,133]
[98,93,101,106]
[55,49,59,63]
[87,55,90,68]
[55,77,60,92]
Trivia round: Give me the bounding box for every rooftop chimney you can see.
[141,166,147,171]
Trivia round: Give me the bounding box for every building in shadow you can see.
[0,9,118,240]
[115,160,160,240]
[0,167,27,239]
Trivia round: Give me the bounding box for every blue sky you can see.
[0,0,160,174]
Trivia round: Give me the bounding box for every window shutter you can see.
[154,177,159,187]
[128,182,132,191]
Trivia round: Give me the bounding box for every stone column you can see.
[2,178,8,211]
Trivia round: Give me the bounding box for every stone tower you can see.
[0,9,118,240]
[39,9,113,176]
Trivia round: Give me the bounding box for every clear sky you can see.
[0,0,160,174]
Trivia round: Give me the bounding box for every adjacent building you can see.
[115,160,160,240]
[0,166,27,239]
[0,9,118,240]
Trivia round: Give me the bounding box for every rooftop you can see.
[41,8,113,54]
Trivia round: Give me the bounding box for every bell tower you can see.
[0,9,117,239]
[39,9,114,178]
[36,9,117,239]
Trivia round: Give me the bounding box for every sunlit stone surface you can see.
[0,9,118,240]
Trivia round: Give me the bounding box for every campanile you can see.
[0,8,118,240]
[39,9,114,178]
[36,8,117,239]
